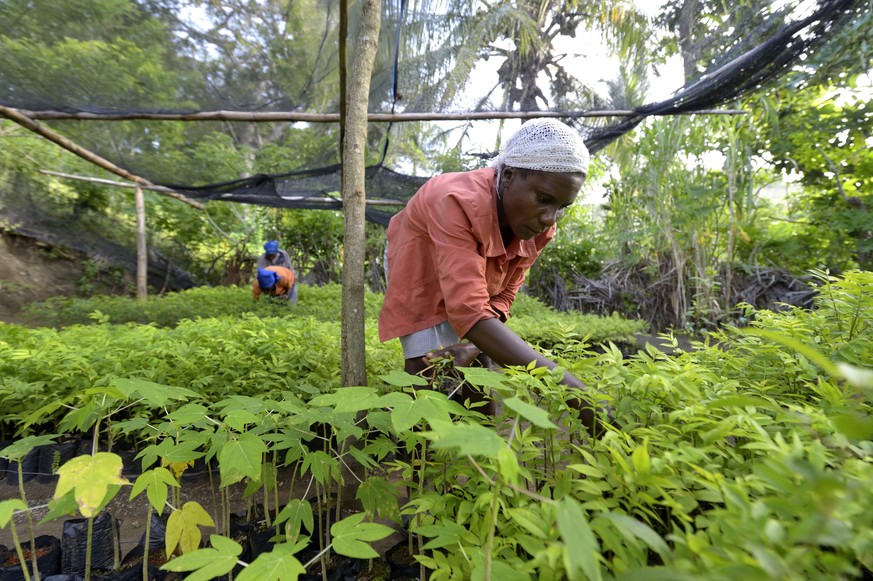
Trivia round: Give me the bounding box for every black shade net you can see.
[0,0,865,226]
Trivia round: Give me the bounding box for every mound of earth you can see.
[0,232,104,326]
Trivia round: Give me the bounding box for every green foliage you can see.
[2,268,872,579]
[329,513,394,559]
[23,285,292,327]
[527,203,605,295]
[274,209,346,285]
[508,293,647,349]
[130,467,179,515]
[752,85,873,271]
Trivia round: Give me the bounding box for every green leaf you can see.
[112,377,199,407]
[0,499,27,528]
[741,328,839,377]
[424,422,505,457]
[832,413,873,440]
[376,392,414,408]
[236,543,306,581]
[0,434,58,461]
[309,386,381,412]
[54,452,129,518]
[506,508,549,539]
[459,366,510,390]
[161,534,241,580]
[471,558,530,581]
[219,433,268,486]
[166,501,216,555]
[557,498,601,581]
[40,489,80,523]
[390,396,437,432]
[300,450,338,485]
[601,513,671,558]
[415,519,468,550]
[356,477,402,523]
[330,513,394,559]
[129,468,179,514]
[166,403,211,424]
[503,397,557,429]
[223,409,261,431]
[160,439,205,464]
[274,498,314,536]
[380,370,429,387]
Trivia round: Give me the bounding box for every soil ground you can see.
[0,233,83,326]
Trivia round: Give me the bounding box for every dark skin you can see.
[405,166,606,436]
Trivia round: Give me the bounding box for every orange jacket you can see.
[252,266,295,301]
[378,168,553,342]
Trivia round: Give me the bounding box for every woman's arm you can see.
[465,318,603,435]
[465,319,582,386]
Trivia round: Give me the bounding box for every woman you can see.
[379,119,609,436]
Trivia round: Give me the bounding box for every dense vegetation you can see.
[1,0,870,333]
[1,271,870,580]
[1,1,872,579]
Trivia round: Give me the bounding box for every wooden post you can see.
[341,0,380,387]
[135,184,147,300]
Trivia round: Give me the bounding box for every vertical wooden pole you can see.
[135,184,147,300]
[341,0,381,387]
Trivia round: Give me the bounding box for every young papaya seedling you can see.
[129,467,180,578]
[50,451,129,581]
[0,499,33,581]
[1,434,59,578]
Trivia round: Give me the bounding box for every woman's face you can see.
[499,167,585,240]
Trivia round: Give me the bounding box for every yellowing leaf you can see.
[166,501,216,555]
[632,439,651,476]
[162,459,195,479]
[54,453,129,518]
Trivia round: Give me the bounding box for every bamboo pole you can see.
[135,184,148,300]
[38,170,408,206]
[0,104,204,210]
[16,108,747,122]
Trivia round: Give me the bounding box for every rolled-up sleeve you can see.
[428,193,497,338]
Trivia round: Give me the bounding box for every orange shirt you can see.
[378,167,554,342]
[252,266,295,301]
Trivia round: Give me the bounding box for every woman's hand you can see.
[424,341,482,368]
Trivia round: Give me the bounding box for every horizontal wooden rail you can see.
[17,108,747,122]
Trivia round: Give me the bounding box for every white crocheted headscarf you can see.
[492,118,589,175]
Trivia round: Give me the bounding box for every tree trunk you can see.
[341,0,380,387]
[135,184,148,300]
[679,0,701,81]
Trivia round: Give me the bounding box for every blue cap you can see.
[257,268,278,290]
[264,240,279,254]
